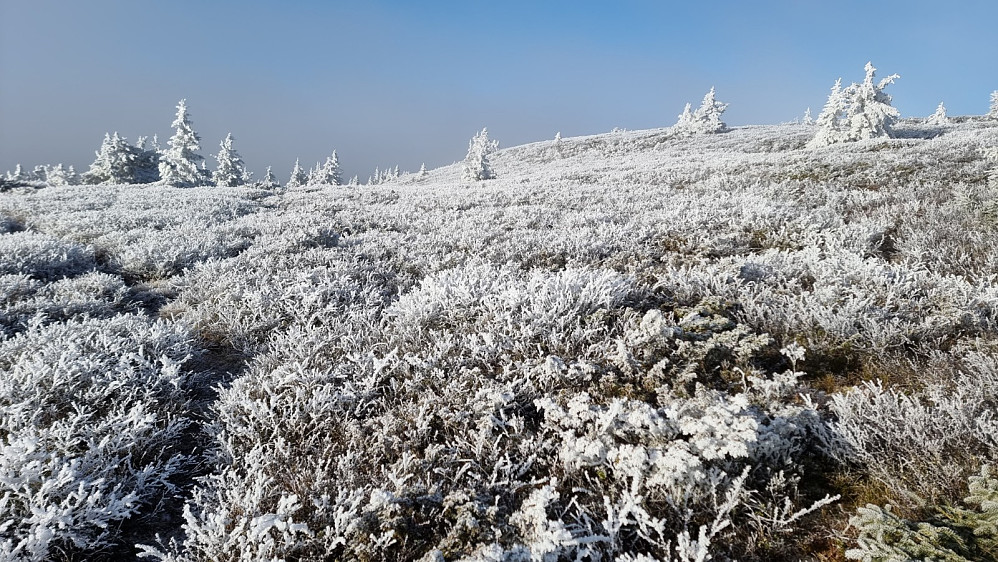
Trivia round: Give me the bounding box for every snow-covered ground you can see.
[2,118,998,560]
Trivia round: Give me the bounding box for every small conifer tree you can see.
[311,151,342,185]
[82,132,142,185]
[159,99,207,187]
[260,166,280,189]
[462,127,497,181]
[989,91,998,119]
[671,88,728,136]
[286,158,308,188]
[212,133,246,187]
[808,63,899,148]
[928,102,949,126]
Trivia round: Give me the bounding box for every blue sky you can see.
[2,0,996,181]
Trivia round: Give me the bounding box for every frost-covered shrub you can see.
[0,231,95,279]
[827,350,998,500]
[94,222,256,281]
[0,271,132,334]
[387,263,637,364]
[0,314,198,560]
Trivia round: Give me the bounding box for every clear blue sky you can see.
[2,0,996,181]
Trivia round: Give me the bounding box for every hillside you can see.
[2,118,998,561]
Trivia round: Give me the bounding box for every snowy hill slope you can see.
[2,118,998,560]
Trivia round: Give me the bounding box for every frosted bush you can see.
[94,222,256,280]
[0,231,95,279]
[1,114,997,560]
[0,314,198,559]
[1,271,131,334]
[827,350,998,500]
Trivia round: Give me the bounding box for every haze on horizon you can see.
[2,0,996,182]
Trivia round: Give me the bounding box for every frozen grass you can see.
[1,116,997,560]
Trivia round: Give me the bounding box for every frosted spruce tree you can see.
[286,158,308,188]
[990,90,998,119]
[927,102,948,126]
[672,87,728,136]
[809,62,899,148]
[260,166,280,189]
[312,151,342,185]
[159,99,207,187]
[132,136,162,183]
[45,164,77,186]
[82,132,139,185]
[212,133,246,187]
[462,127,497,181]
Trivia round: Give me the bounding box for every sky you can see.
[2,0,997,182]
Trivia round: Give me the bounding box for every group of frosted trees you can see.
[66,99,341,189]
[6,72,998,189]
[667,62,998,150]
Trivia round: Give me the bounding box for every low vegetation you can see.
[2,108,998,560]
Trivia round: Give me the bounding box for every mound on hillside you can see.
[2,118,998,561]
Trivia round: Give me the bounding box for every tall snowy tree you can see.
[808,63,899,148]
[212,133,246,187]
[159,99,207,187]
[672,88,728,136]
[286,158,308,188]
[462,128,497,181]
[989,91,998,119]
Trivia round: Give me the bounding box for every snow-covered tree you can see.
[928,102,948,126]
[989,90,998,119]
[671,87,728,136]
[212,133,246,187]
[259,166,280,189]
[808,63,900,148]
[6,164,26,182]
[159,99,207,187]
[418,163,428,178]
[462,127,497,181]
[809,79,847,146]
[132,136,161,184]
[45,164,76,186]
[803,107,813,125]
[310,151,342,185]
[82,132,155,185]
[846,62,900,140]
[286,158,308,188]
